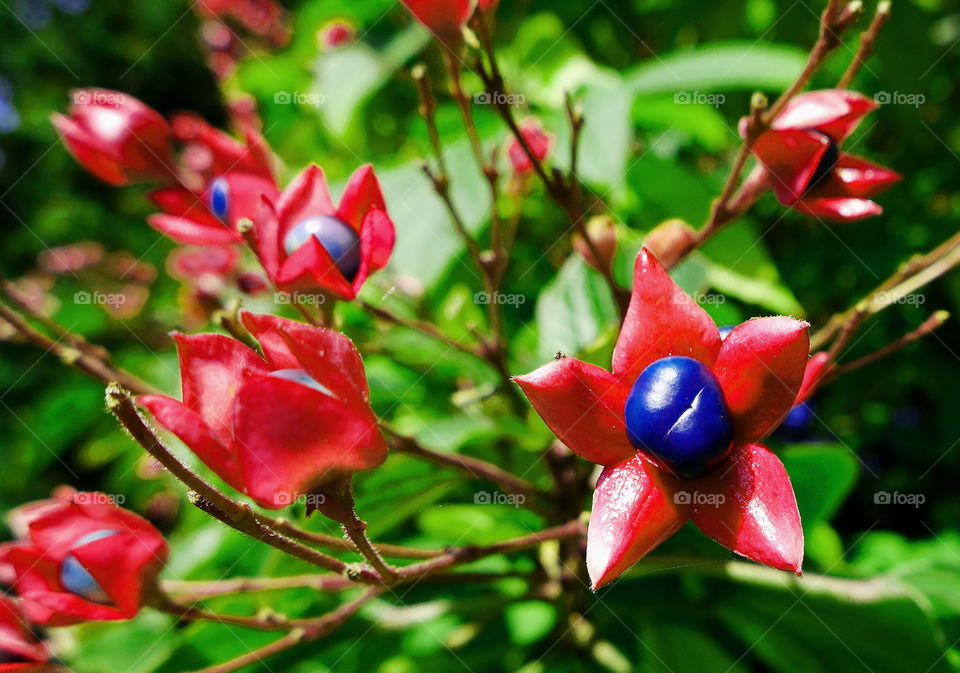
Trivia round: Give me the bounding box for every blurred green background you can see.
[2,0,960,671]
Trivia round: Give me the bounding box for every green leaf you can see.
[504,601,557,645]
[627,43,808,95]
[780,443,860,530]
[640,621,750,673]
[418,505,542,546]
[535,255,618,361]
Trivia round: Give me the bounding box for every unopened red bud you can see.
[574,216,617,274]
[644,219,696,268]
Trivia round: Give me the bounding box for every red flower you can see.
[254,164,395,301]
[507,118,553,175]
[747,90,900,221]
[0,596,50,671]
[194,0,289,46]
[171,113,274,182]
[138,313,388,510]
[515,248,810,588]
[318,20,355,51]
[0,494,168,626]
[401,0,474,42]
[51,89,174,186]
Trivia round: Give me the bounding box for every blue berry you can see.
[283,215,361,280]
[624,356,733,479]
[207,176,230,221]
[717,325,735,340]
[60,529,119,604]
[268,368,333,396]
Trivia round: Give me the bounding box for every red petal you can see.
[0,597,49,664]
[148,187,221,226]
[147,214,238,246]
[71,529,166,617]
[276,164,335,242]
[253,195,282,279]
[350,208,395,295]
[222,172,278,229]
[232,373,387,508]
[772,90,876,142]
[791,196,882,222]
[278,324,373,411]
[613,248,722,385]
[51,113,128,186]
[336,164,387,232]
[173,333,268,441]
[587,455,688,588]
[752,128,829,205]
[275,233,355,299]
[138,395,244,491]
[515,358,634,466]
[690,443,803,573]
[796,352,833,405]
[825,153,902,198]
[713,317,810,443]
[401,0,473,38]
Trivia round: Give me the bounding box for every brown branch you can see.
[0,300,156,395]
[384,428,547,507]
[828,310,949,379]
[184,589,383,673]
[357,298,484,358]
[839,0,891,88]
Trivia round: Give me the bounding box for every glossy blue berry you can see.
[60,529,118,604]
[283,215,361,281]
[717,325,735,340]
[268,368,333,396]
[208,176,230,222]
[624,356,734,479]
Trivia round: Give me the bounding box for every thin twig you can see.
[828,310,949,380]
[838,0,892,88]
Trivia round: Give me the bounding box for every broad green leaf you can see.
[535,255,618,361]
[781,443,860,530]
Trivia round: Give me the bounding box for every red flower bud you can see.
[0,494,168,625]
[139,313,388,510]
[401,0,474,43]
[51,89,174,186]
[507,118,553,175]
[515,248,808,588]
[747,90,901,222]
[254,164,395,301]
[573,216,617,274]
[318,20,355,51]
[0,596,50,671]
[643,218,696,269]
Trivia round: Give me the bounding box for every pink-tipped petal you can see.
[587,455,688,588]
[613,248,722,385]
[514,358,635,467]
[336,164,387,232]
[690,443,803,573]
[828,153,902,198]
[772,90,877,142]
[713,317,810,443]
